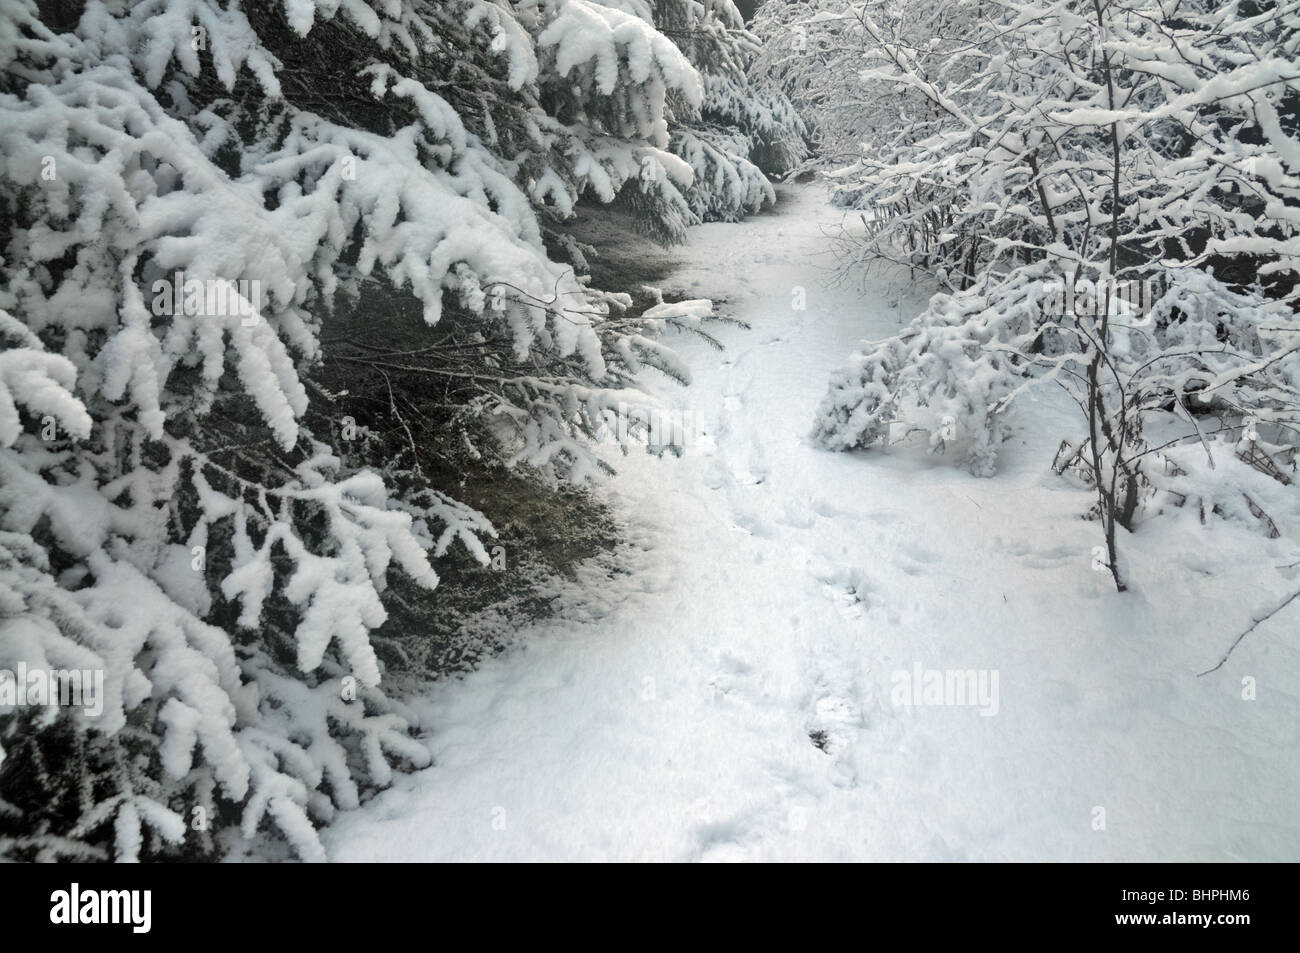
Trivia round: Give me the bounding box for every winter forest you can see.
[0,0,1296,864]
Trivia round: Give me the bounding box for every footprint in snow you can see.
[809,563,874,620]
[706,650,757,701]
[824,582,867,619]
[1016,544,1076,570]
[808,497,846,519]
[805,694,863,789]
[702,458,729,490]
[899,541,942,565]
[730,508,776,539]
[776,499,816,530]
[729,466,765,486]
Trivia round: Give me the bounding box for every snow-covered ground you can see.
[326,184,1300,862]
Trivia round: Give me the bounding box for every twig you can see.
[1197,587,1300,677]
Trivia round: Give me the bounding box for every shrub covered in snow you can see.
[801,0,1300,589]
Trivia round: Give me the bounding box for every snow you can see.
[325,184,1300,862]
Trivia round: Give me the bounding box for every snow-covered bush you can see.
[805,0,1300,589]
[750,0,956,185]
[0,0,788,860]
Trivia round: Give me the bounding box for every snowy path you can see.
[327,185,1300,861]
